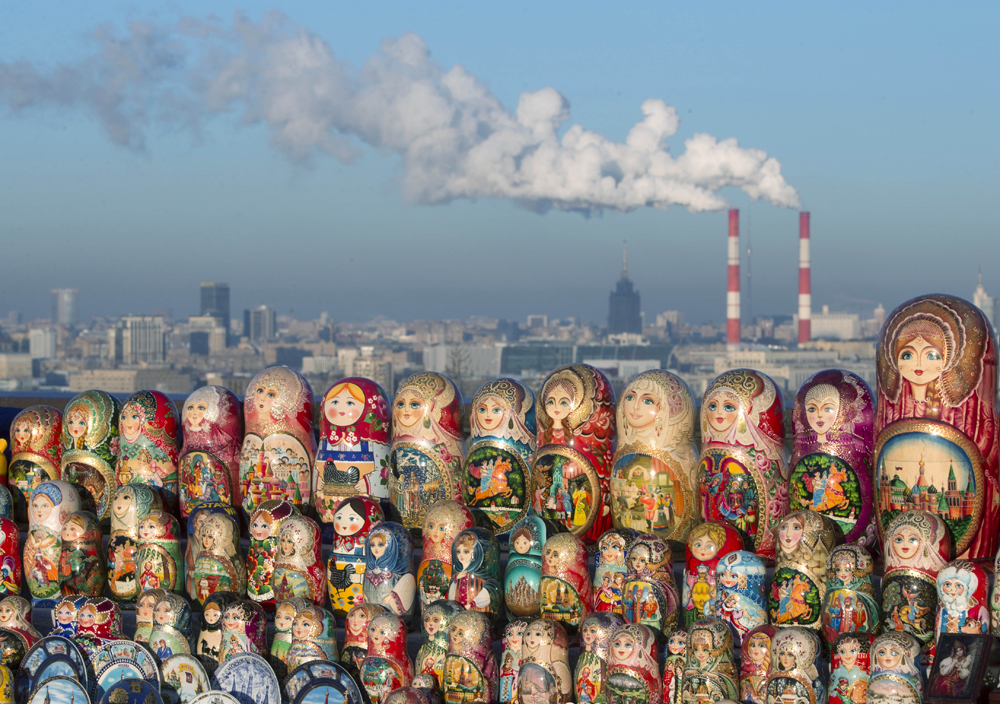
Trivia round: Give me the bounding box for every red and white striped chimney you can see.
[798,211,811,344]
[727,209,740,350]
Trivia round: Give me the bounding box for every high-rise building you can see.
[200,283,230,332]
[51,289,79,326]
[607,243,642,335]
[120,316,165,364]
[28,328,58,359]
[246,306,277,342]
[188,316,227,355]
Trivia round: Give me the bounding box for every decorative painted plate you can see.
[16,635,89,703]
[284,660,363,704]
[28,675,91,704]
[189,693,240,704]
[98,678,164,704]
[160,654,210,704]
[92,641,160,703]
[211,653,280,704]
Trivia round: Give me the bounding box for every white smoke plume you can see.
[0,11,800,214]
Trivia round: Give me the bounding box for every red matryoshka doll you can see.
[50,594,88,638]
[107,484,162,604]
[532,364,616,543]
[681,520,743,626]
[73,597,124,655]
[0,597,40,646]
[518,618,572,704]
[417,599,464,689]
[247,499,297,610]
[875,294,999,561]
[605,623,661,704]
[60,390,122,522]
[272,514,325,604]
[9,406,62,523]
[447,527,503,628]
[936,559,990,637]
[184,502,240,597]
[363,521,416,622]
[0,520,20,597]
[765,627,825,704]
[867,632,923,704]
[58,511,106,597]
[821,545,880,647]
[361,612,415,704]
[286,605,340,669]
[179,385,243,516]
[116,390,181,514]
[24,481,82,607]
[342,603,388,674]
[593,528,637,617]
[240,366,316,516]
[443,610,498,704]
[575,612,625,704]
[829,632,873,704]
[740,625,778,704]
[218,599,267,662]
[698,369,788,558]
[504,516,554,620]
[790,371,876,548]
[390,372,465,532]
[499,619,529,704]
[419,500,475,609]
[315,377,392,520]
[328,496,384,616]
[768,510,837,630]
[133,588,168,642]
[192,512,246,604]
[681,618,740,703]
[622,534,680,638]
[611,371,699,551]
[135,509,184,593]
[539,532,593,636]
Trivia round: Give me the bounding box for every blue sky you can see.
[1,1,997,325]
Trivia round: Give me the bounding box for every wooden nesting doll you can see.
[991,545,1000,637]
[58,511,106,597]
[269,596,311,677]
[681,618,740,704]
[611,371,699,551]
[116,390,181,514]
[9,406,62,523]
[462,378,537,541]
[184,502,240,597]
[149,592,193,659]
[390,372,465,531]
[107,484,161,603]
[605,623,661,704]
[682,521,744,627]
[342,603,388,673]
[0,520,20,598]
[272,514,325,604]
[447,528,503,627]
[239,366,317,516]
[829,633,873,704]
[443,610,498,704]
[663,628,688,704]
[705,550,766,645]
[419,500,476,609]
[50,594,88,637]
[790,371,876,548]
[518,618,572,704]
[246,498,297,609]
[698,369,788,558]
[73,597,124,653]
[539,532,593,636]
[0,597,40,646]
[622,534,680,637]
[363,521,416,621]
[0,629,25,672]
[936,559,990,636]
[133,588,168,642]
[315,377,392,519]
[504,516,552,619]
[24,481,82,607]
[361,612,414,704]
[822,545,880,647]
[532,364,616,543]
[769,510,838,629]
[218,600,267,662]
[191,512,246,604]
[60,390,122,522]
[499,619,529,704]
[286,605,340,669]
[740,625,778,704]
[765,628,825,704]
[0,490,9,522]
[416,600,464,688]
[179,385,243,516]
[194,590,239,667]
[135,509,184,593]
[593,528,636,617]
[867,632,923,704]
[328,496,384,615]
[575,612,625,704]
[875,294,999,561]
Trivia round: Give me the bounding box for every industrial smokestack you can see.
[727,209,740,350]
[798,211,811,344]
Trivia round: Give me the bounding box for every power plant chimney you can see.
[727,209,740,351]
[798,211,811,344]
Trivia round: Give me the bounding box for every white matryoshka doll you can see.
[605,623,661,704]
[195,590,239,668]
[705,550,766,646]
[184,502,240,597]
[682,520,744,627]
[9,406,62,523]
[462,378,537,542]
[875,294,999,561]
[328,496,384,616]
[419,500,476,609]
[499,619,529,704]
[518,618,572,704]
[611,371,698,552]
[539,532,593,637]
[361,612,414,704]
[133,588,168,642]
[936,559,990,637]
[504,515,552,619]
[60,390,122,522]
[272,514,326,605]
[116,390,181,514]
[363,521,416,622]
[622,534,680,638]
[192,512,246,604]
[829,633,873,704]
[575,612,625,704]
[681,617,740,704]
[765,628,825,704]
[179,385,244,516]
[417,599,464,689]
[740,625,778,704]
[821,545,880,648]
[247,499,297,610]
[23,481,82,607]
[390,372,465,532]
[342,603,388,674]
[698,369,788,559]
[593,528,636,617]
[866,632,923,704]
[447,527,503,628]
[443,610,498,704]
[107,484,162,604]
[239,366,316,517]
[768,510,837,630]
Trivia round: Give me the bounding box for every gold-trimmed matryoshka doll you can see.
[272,514,325,605]
[192,511,246,604]
[195,590,239,669]
[790,371,876,549]
[135,509,184,593]
[270,596,310,677]
[419,500,475,609]
[622,533,680,638]
[50,594,87,638]
[240,365,316,516]
[705,550,766,646]
[664,628,688,704]
[768,510,837,630]
[867,632,923,704]
[73,597,125,655]
[681,617,740,704]
[286,605,340,669]
[179,385,243,516]
[504,516,553,620]
[107,484,162,604]
[519,618,572,704]
[821,545,880,647]
[443,610,498,704]
[740,625,777,704]
[462,378,537,542]
[698,369,788,558]
[533,364,616,543]
[148,592,193,659]
[9,406,62,523]
[24,480,82,607]
[364,521,416,622]
[499,619,529,704]
[417,599,464,689]
[133,588,168,642]
[0,519,16,598]
[390,372,465,532]
[829,632,873,704]
[447,527,503,628]
[328,496,383,616]
[60,390,122,522]
[116,390,181,514]
[936,559,990,637]
[539,532,593,636]
[765,628,825,704]
[184,502,240,597]
[361,612,415,704]
[611,371,698,551]
[593,528,636,617]
[0,597,40,647]
[575,612,625,704]
[218,599,267,662]
[342,603,388,674]
[682,520,744,627]
[875,294,999,561]
[247,499,297,610]
[605,623,661,704]
[58,511,106,597]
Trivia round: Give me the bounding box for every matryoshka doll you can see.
[768,510,837,630]
[443,610,498,704]
[519,618,572,704]
[447,527,503,627]
[239,366,316,516]
[611,371,699,551]
[462,378,537,541]
[0,597,40,646]
[539,532,593,636]
[765,628,825,704]
[829,633,873,704]
[328,496,383,615]
[9,406,62,522]
[790,371,876,548]
[133,588,168,642]
[246,499,297,609]
[875,294,999,561]
[991,546,1000,636]
[390,372,465,532]
[821,545,880,647]
[272,514,325,604]
[605,623,661,704]
[270,596,310,677]
[622,534,680,638]
[740,625,778,704]
[24,480,82,607]
[0,520,19,598]
[681,520,743,627]
[179,385,243,515]
[681,618,740,704]
[184,502,240,597]
[575,612,625,704]
[107,484,161,603]
[698,369,788,558]
[593,528,636,617]
[867,632,923,704]
[50,594,88,638]
[363,521,416,622]
[936,559,990,636]
[194,590,239,668]
[705,550,766,646]
[342,603,388,674]
[663,628,688,704]
[419,500,476,609]
[135,509,184,593]
[192,512,245,604]
[361,612,415,704]
[60,390,122,522]
[218,599,267,662]
[504,515,551,619]
[148,592,193,659]
[73,597,124,655]
[286,605,340,669]
[533,364,616,543]
[416,600,464,689]
[58,511,106,597]
[499,619,529,704]
[116,390,181,514]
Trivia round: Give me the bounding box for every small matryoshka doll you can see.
[593,528,636,617]
[270,596,310,676]
[991,545,1000,636]
[192,512,246,604]
[272,514,325,605]
[875,294,999,561]
[447,528,503,627]
[24,480,82,606]
[361,612,415,704]
[50,594,87,637]
[821,545,880,647]
[135,509,184,593]
[681,618,740,704]
[107,484,162,604]
[0,519,20,598]
[611,371,699,551]
[342,603,388,673]
[246,498,297,609]
[239,365,317,516]
[73,597,124,653]
[328,496,383,615]
[765,628,825,704]
[769,510,838,629]
[698,369,788,559]
[499,619,529,704]
[195,590,239,668]
[148,592,193,659]
[829,633,873,704]
[133,588,168,642]
[682,520,744,626]
[519,618,572,704]
[286,605,340,669]
[740,625,778,704]
[790,371,876,548]
[315,377,392,518]
[463,378,538,541]
[218,599,267,662]
[179,385,243,515]
[575,612,625,704]
[184,502,240,597]
[622,534,680,638]
[533,364,616,543]
[363,521,416,622]
[663,628,688,704]
[867,632,923,704]
[504,515,552,619]
[0,597,40,646]
[58,511,106,597]
[936,559,990,637]
[539,532,593,636]
[417,600,464,689]
[60,390,122,522]
[419,500,476,609]
[390,372,465,532]
[705,550,766,646]
[116,390,181,514]
[605,623,661,704]
[9,406,62,523]
[443,610,498,704]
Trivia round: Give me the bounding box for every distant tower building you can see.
[973,270,995,328]
[120,316,165,364]
[608,243,642,335]
[200,283,231,332]
[28,328,58,359]
[51,289,79,326]
[247,306,277,342]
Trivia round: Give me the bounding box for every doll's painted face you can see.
[690,535,719,563]
[424,611,443,637]
[834,558,855,583]
[369,534,388,559]
[121,403,144,442]
[326,388,364,427]
[250,514,273,541]
[838,640,860,670]
[275,604,296,631]
[136,595,156,621]
[600,537,625,566]
[56,603,75,624]
[747,634,769,664]
[779,648,796,671]
[293,613,317,640]
[512,534,532,554]
[897,337,945,387]
[154,601,173,625]
[693,637,711,665]
[474,397,505,431]
[941,576,968,598]
[612,632,636,662]
[112,491,133,519]
[455,540,475,569]
[66,411,88,440]
[0,603,15,625]
[139,517,159,541]
[628,546,649,573]
[778,517,805,553]
[623,389,660,430]
[13,422,31,446]
[334,504,364,537]
[425,513,455,546]
[667,633,686,655]
[348,609,368,635]
[202,605,220,626]
[891,526,922,561]
[505,624,525,653]
[705,392,739,434]
[253,383,280,416]
[544,384,574,421]
[201,531,216,551]
[805,393,840,435]
[524,622,546,652]
[448,621,467,649]
[394,390,426,430]
[223,610,243,632]
[184,398,210,430]
[61,520,85,542]
[30,494,55,524]
[77,606,97,629]
[369,620,390,649]
[875,641,903,670]
[280,531,296,557]
[719,569,739,589]
[582,623,599,647]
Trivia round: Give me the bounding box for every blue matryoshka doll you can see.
[503,515,550,620]
[446,527,503,628]
[363,522,416,623]
[704,550,767,646]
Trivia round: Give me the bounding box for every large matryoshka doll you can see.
[272,514,325,604]
[740,625,778,704]
[867,632,923,704]
[663,629,688,704]
[0,521,19,598]
[342,603,388,674]
[24,481,82,607]
[533,364,616,543]
[681,520,744,627]
[328,496,383,616]
[179,385,243,516]
[462,378,537,541]
[58,511,106,597]
[765,628,825,704]
[822,545,880,647]
[593,528,636,617]
[9,406,62,522]
[107,484,162,604]
[390,372,465,532]
[363,521,416,621]
[611,371,698,551]
[504,516,552,619]
[698,369,788,558]
[443,610,498,704]
[240,366,316,516]
[247,499,297,609]
[768,510,837,630]
[116,390,181,514]
[829,633,873,704]
[361,612,414,704]
[499,619,529,704]
[622,534,680,638]
[575,612,625,704]
[416,599,464,688]
[419,500,476,609]
[148,592,193,659]
[875,294,999,561]
[605,623,661,704]
[539,532,593,636]
[184,502,240,597]
[519,618,572,704]
[447,527,503,628]
[790,371,876,549]
[192,512,245,604]
[705,550,766,646]
[135,509,183,593]
[60,390,122,522]
[315,377,392,520]
[936,559,990,636]
[681,618,740,704]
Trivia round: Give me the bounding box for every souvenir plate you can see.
[211,653,280,704]
[28,675,90,704]
[98,679,163,704]
[161,654,210,704]
[16,635,89,703]
[190,694,240,704]
[294,678,367,704]
[284,660,364,704]
[92,640,159,702]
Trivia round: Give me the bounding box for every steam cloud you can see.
[0,11,800,213]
